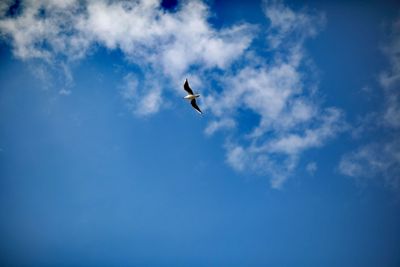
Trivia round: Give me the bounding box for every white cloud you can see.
[225,144,248,172]
[0,0,89,60]
[265,108,343,155]
[204,119,236,136]
[222,108,343,188]
[263,0,325,50]
[339,140,400,191]
[136,89,162,116]
[0,0,13,15]
[120,73,162,117]
[0,0,254,76]
[29,63,53,90]
[59,88,71,96]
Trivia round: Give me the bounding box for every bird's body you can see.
[183,79,202,114]
[183,94,200,100]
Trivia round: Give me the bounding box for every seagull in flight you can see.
[183,79,202,114]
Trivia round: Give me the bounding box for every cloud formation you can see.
[339,17,400,192]
[205,1,342,188]
[380,18,400,129]
[0,0,254,107]
[0,0,254,73]
[0,0,344,188]
[339,140,400,190]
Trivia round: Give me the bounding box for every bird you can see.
[183,79,202,114]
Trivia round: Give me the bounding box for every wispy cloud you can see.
[339,16,400,192]
[204,119,236,136]
[380,18,400,129]
[120,73,163,116]
[0,0,344,188]
[264,0,325,50]
[306,162,317,175]
[205,1,343,188]
[339,140,400,191]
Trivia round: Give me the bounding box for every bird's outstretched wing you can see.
[191,99,202,114]
[183,79,194,95]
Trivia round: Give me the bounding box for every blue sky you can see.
[0,0,400,266]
